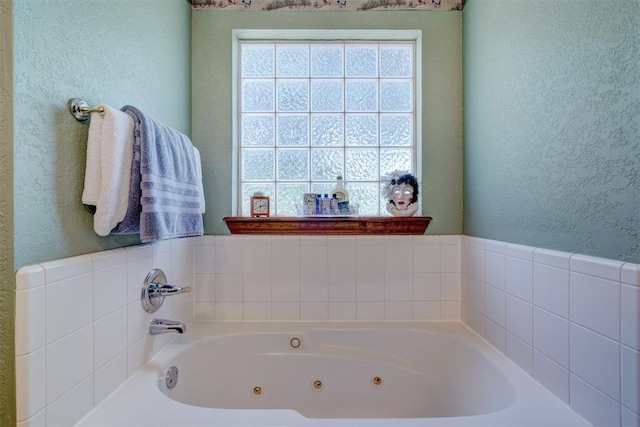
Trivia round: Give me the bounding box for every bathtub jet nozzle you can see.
[149,318,187,335]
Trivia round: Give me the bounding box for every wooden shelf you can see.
[223,216,432,235]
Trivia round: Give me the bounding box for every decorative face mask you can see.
[391,184,415,210]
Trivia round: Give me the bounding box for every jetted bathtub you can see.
[76,322,590,427]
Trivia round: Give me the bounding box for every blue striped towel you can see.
[111,105,204,242]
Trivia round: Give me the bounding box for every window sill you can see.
[223,216,432,235]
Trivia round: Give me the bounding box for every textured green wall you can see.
[0,0,15,424]
[463,0,639,262]
[13,0,192,270]
[192,11,463,236]
[6,0,191,423]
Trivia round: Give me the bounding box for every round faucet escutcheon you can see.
[141,268,192,313]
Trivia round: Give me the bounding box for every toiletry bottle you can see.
[330,194,339,215]
[321,194,330,215]
[315,193,322,215]
[332,176,349,203]
[333,175,350,214]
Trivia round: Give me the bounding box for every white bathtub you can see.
[76,322,590,427]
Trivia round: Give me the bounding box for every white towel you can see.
[193,146,206,213]
[82,105,135,236]
[81,111,103,206]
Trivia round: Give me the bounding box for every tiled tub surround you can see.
[15,238,195,427]
[461,237,640,427]
[193,235,462,322]
[14,234,639,427]
[15,235,460,426]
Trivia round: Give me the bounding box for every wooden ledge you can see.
[223,216,432,235]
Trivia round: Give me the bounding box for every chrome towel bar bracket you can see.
[68,98,105,121]
[141,268,192,313]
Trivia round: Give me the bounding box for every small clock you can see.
[250,194,270,217]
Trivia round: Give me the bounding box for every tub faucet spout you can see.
[149,319,187,335]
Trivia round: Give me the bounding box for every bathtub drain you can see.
[252,386,263,397]
[165,366,179,389]
[312,379,324,391]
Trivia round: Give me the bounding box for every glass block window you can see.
[238,38,417,216]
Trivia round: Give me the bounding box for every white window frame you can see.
[232,29,422,216]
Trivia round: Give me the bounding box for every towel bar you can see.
[68,98,105,121]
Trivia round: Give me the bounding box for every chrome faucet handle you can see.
[141,268,191,313]
[149,282,192,297]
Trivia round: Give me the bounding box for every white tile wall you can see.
[15,233,638,427]
[194,235,461,322]
[462,236,640,427]
[15,238,195,427]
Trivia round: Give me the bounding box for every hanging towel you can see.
[110,106,143,235]
[193,146,206,214]
[112,105,204,242]
[81,105,135,236]
[81,109,104,206]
